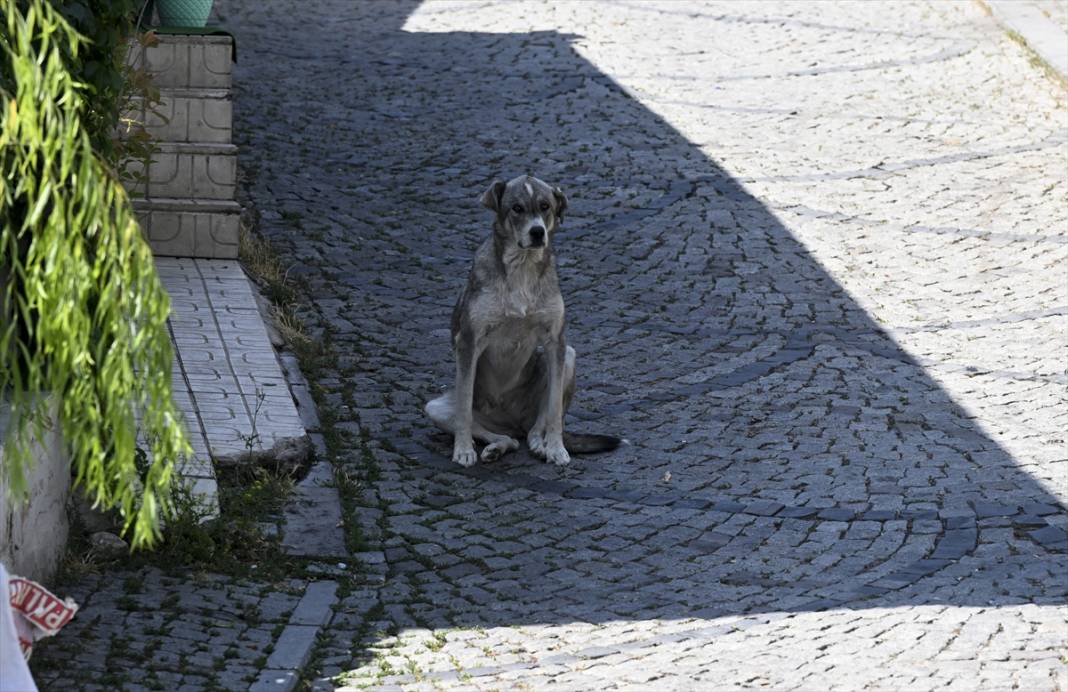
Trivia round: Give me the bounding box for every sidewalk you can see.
[157,257,310,515]
[29,259,356,691]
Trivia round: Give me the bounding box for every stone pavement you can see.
[31,1,1068,690]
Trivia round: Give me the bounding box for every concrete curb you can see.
[980,0,1068,82]
[250,580,339,691]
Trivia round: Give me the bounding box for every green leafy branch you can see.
[1,0,190,547]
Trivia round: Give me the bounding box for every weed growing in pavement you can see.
[50,427,297,579]
[1003,28,1068,89]
[238,388,267,459]
[425,631,448,652]
[238,221,317,360]
[49,466,299,580]
[53,530,101,584]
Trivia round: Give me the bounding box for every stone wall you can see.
[0,402,70,583]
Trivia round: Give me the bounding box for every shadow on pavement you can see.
[227,0,1067,669]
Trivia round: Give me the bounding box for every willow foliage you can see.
[1,0,190,547]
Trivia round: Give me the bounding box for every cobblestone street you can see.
[33,1,1067,690]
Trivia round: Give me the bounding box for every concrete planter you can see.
[157,0,216,29]
[0,400,71,583]
[142,90,232,143]
[125,34,239,259]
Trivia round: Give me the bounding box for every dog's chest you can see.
[479,309,547,392]
[483,322,540,367]
[475,266,557,322]
[474,283,560,367]
[494,275,561,328]
[499,283,540,320]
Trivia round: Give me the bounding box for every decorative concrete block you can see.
[141,90,232,143]
[124,34,238,260]
[128,144,236,200]
[134,199,240,258]
[129,35,233,90]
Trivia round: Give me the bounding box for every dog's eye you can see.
[511,204,524,214]
[539,202,550,211]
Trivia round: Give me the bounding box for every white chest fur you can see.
[497,248,555,320]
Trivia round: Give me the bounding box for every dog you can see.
[425,175,621,467]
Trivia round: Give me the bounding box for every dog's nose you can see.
[530,226,546,244]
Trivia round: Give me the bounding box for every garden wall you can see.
[0,403,70,583]
[126,33,239,258]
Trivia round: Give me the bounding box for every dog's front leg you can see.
[541,336,571,466]
[452,336,482,467]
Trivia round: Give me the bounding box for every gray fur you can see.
[425,175,617,466]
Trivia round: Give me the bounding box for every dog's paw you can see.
[480,437,518,463]
[545,441,571,467]
[527,429,547,459]
[452,443,478,468]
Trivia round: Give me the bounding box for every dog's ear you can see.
[480,180,506,213]
[552,186,568,222]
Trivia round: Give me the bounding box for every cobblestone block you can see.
[290,580,339,626]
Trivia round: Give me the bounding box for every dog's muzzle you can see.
[529,226,546,247]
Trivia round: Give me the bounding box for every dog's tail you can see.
[563,432,624,455]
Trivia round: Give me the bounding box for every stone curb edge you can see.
[978,0,1068,83]
[249,581,339,691]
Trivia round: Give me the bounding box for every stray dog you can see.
[425,175,621,467]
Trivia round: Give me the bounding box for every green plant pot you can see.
[156,0,214,28]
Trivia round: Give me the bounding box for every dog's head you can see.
[481,175,567,251]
